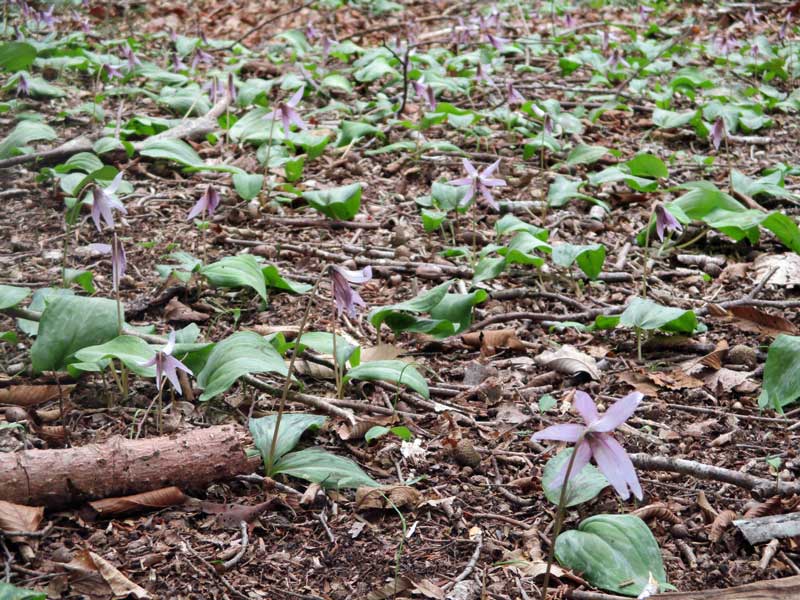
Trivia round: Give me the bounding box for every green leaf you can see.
[652,107,697,129]
[249,413,327,470]
[302,183,362,220]
[73,335,156,377]
[0,43,36,72]
[201,255,268,302]
[17,288,73,337]
[370,282,451,328]
[232,173,264,201]
[294,331,360,369]
[30,295,119,373]
[473,256,507,283]
[197,331,288,401]
[421,208,447,232]
[337,121,383,147]
[495,214,549,239]
[0,284,31,309]
[547,175,599,208]
[284,156,304,182]
[625,153,668,179]
[759,334,800,411]
[54,152,104,174]
[431,182,468,212]
[501,232,551,266]
[345,359,429,399]
[542,448,609,507]
[0,581,47,600]
[552,243,606,279]
[556,515,669,597]
[63,269,95,294]
[0,120,57,159]
[589,166,658,193]
[139,138,203,167]
[272,447,379,489]
[261,265,312,294]
[565,144,609,166]
[619,297,697,333]
[365,426,391,443]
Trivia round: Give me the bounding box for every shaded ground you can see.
[1,1,800,599]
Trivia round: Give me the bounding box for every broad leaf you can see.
[262,265,312,294]
[0,43,37,72]
[345,359,429,399]
[272,447,380,489]
[759,334,800,411]
[0,284,31,309]
[31,295,118,373]
[302,183,362,221]
[619,297,697,333]
[547,175,599,208]
[556,515,669,597]
[294,331,360,369]
[0,582,46,600]
[542,448,609,507]
[73,335,156,377]
[201,255,268,302]
[232,173,264,201]
[565,144,609,166]
[552,243,606,279]
[0,121,57,159]
[197,331,287,401]
[249,413,327,469]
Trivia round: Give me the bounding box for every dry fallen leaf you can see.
[65,550,150,599]
[0,384,73,407]
[707,303,798,337]
[88,486,188,517]
[360,343,404,362]
[0,500,44,533]
[709,509,737,543]
[703,368,753,394]
[753,253,800,287]
[699,339,729,370]
[535,345,601,380]
[462,328,526,356]
[355,485,421,511]
[164,297,209,322]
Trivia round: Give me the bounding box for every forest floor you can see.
[1,1,800,599]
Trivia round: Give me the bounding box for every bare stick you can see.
[221,521,249,572]
[443,531,483,591]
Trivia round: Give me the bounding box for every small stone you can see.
[394,245,411,259]
[4,406,28,423]
[51,546,73,563]
[727,344,757,369]
[452,440,481,468]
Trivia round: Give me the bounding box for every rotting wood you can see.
[649,575,800,599]
[0,425,258,509]
[734,512,800,545]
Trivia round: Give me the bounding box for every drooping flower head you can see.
[91,172,127,231]
[533,390,644,501]
[265,87,306,134]
[89,236,126,292]
[654,204,682,241]
[140,330,193,394]
[506,81,524,107]
[476,62,494,86]
[449,158,507,210]
[412,79,436,111]
[122,43,141,70]
[187,185,221,221]
[710,116,726,151]
[15,73,29,97]
[330,265,372,318]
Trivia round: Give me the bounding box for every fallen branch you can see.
[0,425,257,509]
[630,454,800,498]
[0,93,232,170]
[650,575,800,599]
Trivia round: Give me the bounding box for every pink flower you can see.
[654,204,682,241]
[330,265,372,318]
[139,330,193,394]
[91,172,127,231]
[506,81,524,106]
[533,390,644,501]
[265,87,306,134]
[412,79,436,111]
[449,158,507,210]
[711,116,726,150]
[89,236,126,292]
[187,185,221,220]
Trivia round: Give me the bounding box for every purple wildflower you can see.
[226,72,237,102]
[187,185,221,220]
[506,81,524,106]
[711,116,726,150]
[413,79,436,111]
[449,158,507,210]
[15,73,29,97]
[476,62,494,86]
[122,43,141,70]
[265,87,306,134]
[638,5,654,24]
[91,173,127,231]
[171,53,186,72]
[532,390,644,501]
[103,63,124,80]
[714,32,740,55]
[139,330,193,394]
[205,76,224,103]
[563,13,576,28]
[89,237,126,292]
[330,265,372,318]
[37,5,56,29]
[306,21,320,40]
[543,114,554,136]
[486,32,507,50]
[606,48,630,70]
[654,204,682,241]
[744,6,759,26]
[191,48,213,70]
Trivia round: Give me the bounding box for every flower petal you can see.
[481,159,500,178]
[449,177,473,186]
[163,330,177,356]
[106,171,124,195]
[531,423,585,443]
[573,391,599,425]
[462,158,477,177]
[332,265,372,284]
[588,391,643,433]
[589,433,642,500]
[287,86,305,107]
[548,441,592,491]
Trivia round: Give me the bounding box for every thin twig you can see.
[443,531,483,591]
[221,521,249,571]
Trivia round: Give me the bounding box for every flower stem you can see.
[541,439,584,600]
[641,218,652,298]
[265,267,325,476]
[331,301,343,399]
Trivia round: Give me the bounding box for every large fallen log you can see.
[0,425,258,509]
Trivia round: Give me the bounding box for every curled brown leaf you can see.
[709,509,737,543]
